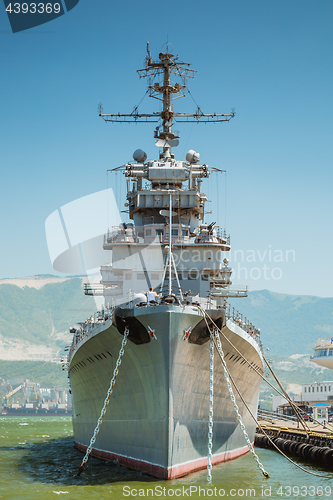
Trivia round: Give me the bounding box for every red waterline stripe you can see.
[75,441,250,479]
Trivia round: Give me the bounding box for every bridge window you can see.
[304,387,307,393]
[137,273,145,280]
[156,229,164,236]
[171,229,178,236]
[145,229,152,236]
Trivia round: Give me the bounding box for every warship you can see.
[65,44,264,479]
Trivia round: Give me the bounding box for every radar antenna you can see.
[99,43,235,158]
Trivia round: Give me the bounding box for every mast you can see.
[169,192,172,295]
[99,42,235,159]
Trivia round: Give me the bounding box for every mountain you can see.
[0,278,332,390]
[233,289,333,356]
[0,360,68,387]
[234,290,333,398]
[0,275,96,362]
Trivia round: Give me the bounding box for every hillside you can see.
[231,289,333,356]
[0,360,67,387]
[0,277,332,388]
[0,275,96,362]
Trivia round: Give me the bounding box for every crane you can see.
[3,384,23,404]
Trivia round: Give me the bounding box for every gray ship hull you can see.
[69,304,263,478]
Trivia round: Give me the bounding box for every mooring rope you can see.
[197,306,311,430]
[262,356,310,432]
[261,356,333,434]
[75,328,129,477]
[201,306,332,433]
[199,307,333,480]
[202,313,269,478]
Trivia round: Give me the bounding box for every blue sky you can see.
[0,0,332,297]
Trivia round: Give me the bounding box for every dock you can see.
[255,419,333,468]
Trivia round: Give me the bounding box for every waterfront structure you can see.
[1,379,71,414]
[310,403,330,424]
[302,381,333,404]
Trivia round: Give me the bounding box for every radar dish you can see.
[159,209,177,218]
[155,139,179,148]
[186,150,200,163]
[133,149,147,162]
[162,42,174,54]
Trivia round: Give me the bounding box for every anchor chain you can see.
[198,307,333,479]
[75,327,129,477]
[207,336,214,483]
[212,328,269,478]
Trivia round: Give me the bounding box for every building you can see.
[310,403,330,424]
[302,381,333,404]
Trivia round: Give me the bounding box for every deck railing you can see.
[104,224,230,246]
[316,338,333,348]
[225,304,263,352]
[66,305,115,364]
[66,296,263,364]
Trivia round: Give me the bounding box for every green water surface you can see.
[0,416,331,500]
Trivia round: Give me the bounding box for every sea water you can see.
[0,416,332,500]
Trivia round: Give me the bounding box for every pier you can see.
[255,418,333,468]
